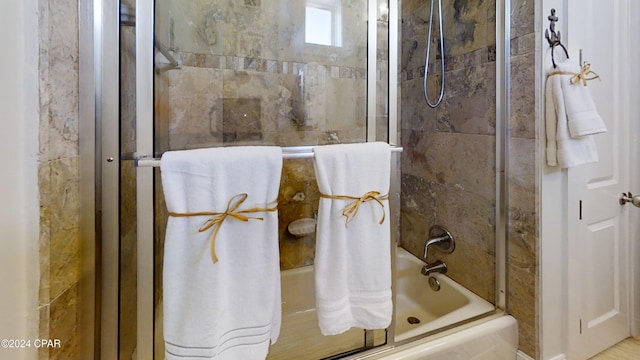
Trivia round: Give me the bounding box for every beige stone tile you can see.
[509,137,536,212]
[38,305,50,360]
[164,67,223,150]
[47,157,81,300]
[510,53,536,139]
[508,263,538,358]
[48,284,79,360]
[511,0,535,39]
[38,0,79,162]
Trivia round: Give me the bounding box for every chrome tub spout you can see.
[421,260,448,276]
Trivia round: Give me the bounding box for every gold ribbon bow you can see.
[321,191,389,226]
[547,63,601,86]
[569,63,600,86]
[169,193,277,263]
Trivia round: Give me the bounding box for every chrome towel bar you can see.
[126,145,403,168]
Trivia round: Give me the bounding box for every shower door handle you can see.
[619,192,640,207]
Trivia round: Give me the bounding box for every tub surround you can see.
[507,0,538,357]
[400,0,498,317]
[400,0,538,357]
[37,0,82,358]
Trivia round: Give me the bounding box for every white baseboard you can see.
[517,350,567,360]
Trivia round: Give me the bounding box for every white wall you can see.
[0,0,40,358]
[539,2,569,358]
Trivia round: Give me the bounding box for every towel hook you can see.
[545,8,569,68]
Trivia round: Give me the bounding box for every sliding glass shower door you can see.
[116,0,394,358]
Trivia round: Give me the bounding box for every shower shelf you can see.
[124,145,403,168]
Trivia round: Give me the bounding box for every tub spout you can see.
[421,260,447,276]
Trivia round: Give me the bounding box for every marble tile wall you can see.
[400,0,539,357]
[508,0,537,357]
[400,0,498,304]
[37,0,81,358]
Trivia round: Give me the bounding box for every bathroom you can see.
[1,0,639,360]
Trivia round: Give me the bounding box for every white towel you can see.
[546,63,599,168]
[161,146,282,360]
[312,142,392,335]
[557,61,607,137]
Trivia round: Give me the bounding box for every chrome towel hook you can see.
[545,8,569,68]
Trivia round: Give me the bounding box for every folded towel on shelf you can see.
[312,142,392,336]
[160,146,282,360]
[546,62,599,168]
[557,61,607,137]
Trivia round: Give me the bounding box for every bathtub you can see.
[267,247,517,359]
[394,247,495,342]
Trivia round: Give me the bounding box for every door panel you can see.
[566,0,631,358]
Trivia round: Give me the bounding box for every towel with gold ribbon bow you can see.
[320,190,388,226]
[548,63,600,86]
[169,193,277,263]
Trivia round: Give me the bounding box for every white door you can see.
[566,1,632,358]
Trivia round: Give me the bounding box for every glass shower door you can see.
[118,0,394,358]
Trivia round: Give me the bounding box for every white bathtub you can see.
[268,247,517,359]
[394,247,495,342]
[372,247,518,360]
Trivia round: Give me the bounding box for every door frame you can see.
[629,0,640,338]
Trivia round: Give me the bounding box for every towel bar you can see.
[126,145,403,168]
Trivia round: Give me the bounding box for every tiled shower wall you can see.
[399,0,498,304]
[38,0,81,358]
[508,0,538,357]
[399,0,538,357]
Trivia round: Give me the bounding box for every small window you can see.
[305,0,342,47]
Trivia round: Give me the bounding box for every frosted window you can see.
[306,7,332,45]
[305,0,342,47]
